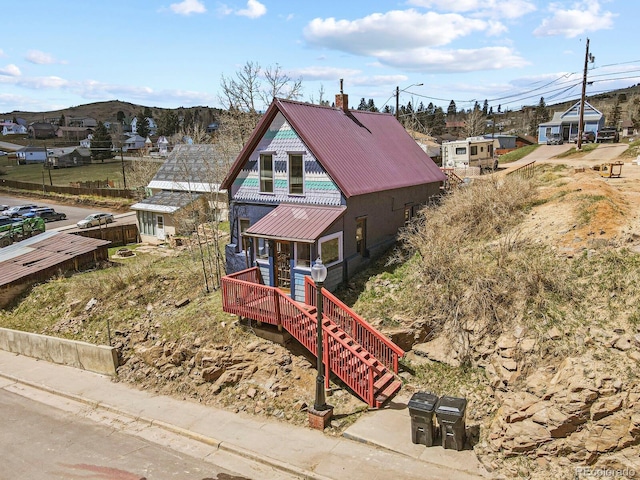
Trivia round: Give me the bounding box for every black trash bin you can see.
[408,392,439,446]
[435,396,467,451]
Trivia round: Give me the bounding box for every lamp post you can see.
[395,83,424,120]
[309,257,332,429]
[311,257,328,411]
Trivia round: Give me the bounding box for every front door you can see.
[156,215,165,241]
[275,241,291,290]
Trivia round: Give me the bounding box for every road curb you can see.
[0,370,331,480]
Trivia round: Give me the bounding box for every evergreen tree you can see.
[609,97,622,127]
[366,99,378,112]
[357,98,368,110]
[447,100,457,117]
[143,106,153,119]
[157,111,180,136]
[482,99,489,116]
[497,104,502,113]
[116,110,125,124]
[90,121,113,163]
[432,107,446,135]
[529,97,550,136]
[383,105,392,114]
[136,112,150,138]
[59,114,66,127]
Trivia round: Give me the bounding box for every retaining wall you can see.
[0,327,118,376]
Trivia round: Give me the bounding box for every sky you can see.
[1,0,638,116]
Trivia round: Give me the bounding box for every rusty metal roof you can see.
[244,204,346,243]
[222,98,446,198]
[0,232,110,286]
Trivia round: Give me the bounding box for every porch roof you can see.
[244,204,346,243]
[130,190,201,214]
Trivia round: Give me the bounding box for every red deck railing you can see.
[304,276,404,373]
[221,267,385,407]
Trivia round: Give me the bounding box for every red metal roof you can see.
[222,98,446,198]
[0,232,110,286]
[244,204,346,242]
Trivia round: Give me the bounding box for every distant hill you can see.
[1,100,223,126]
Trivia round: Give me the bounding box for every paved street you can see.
[0,382,297,480]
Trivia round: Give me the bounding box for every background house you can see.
[123,134,146,151]
[130,144,229,244]
[221,94,446,300]
[1,122,27,135]
[48,147,91,168]
[27,122,56,139]
[538,101,604,143]
[16,146,48,164]
[620,119,637,139]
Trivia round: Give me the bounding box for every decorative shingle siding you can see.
[232,113,342,206]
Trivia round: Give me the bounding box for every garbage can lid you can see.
[435,395,467,416]
[408,392,439,412]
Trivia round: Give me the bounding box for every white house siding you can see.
[230,113,343,206]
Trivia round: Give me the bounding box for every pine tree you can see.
[482,99,489,116]
[357,98,368,110]
[447,100,457,118]
[136,112,150,138]
[59,114,66,127]
[366,99,378,112]
[90,121,113,163]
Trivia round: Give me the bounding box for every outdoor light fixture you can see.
[311,257,328,412]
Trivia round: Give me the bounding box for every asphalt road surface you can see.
[0,385,294,480]
[0,193,127,229]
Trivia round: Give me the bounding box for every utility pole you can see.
[120,146,127,189]
[577,38,590,151]
[395,86,400,120]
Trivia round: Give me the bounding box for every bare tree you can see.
[463,108,486,137]
[219,61,303,113]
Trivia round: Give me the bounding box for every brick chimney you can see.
[335,79,349,113]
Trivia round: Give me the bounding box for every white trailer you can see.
[441,137,497,171]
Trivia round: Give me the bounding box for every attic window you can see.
[259,154,273,193]
[289,154,303,195]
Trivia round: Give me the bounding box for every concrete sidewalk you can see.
[0,350,489,479]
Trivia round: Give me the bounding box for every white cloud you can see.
[25,50,59,65]
[170,0,206,16]
[303,10,526,73]
[533,1,616,38]
[305,10,492,52]
[237,0,266,19]
[0,64,21,76]
[376,46,528,73]
[407,0,536,19]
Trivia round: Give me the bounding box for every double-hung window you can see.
[260,154,273,193]
[289,154,304,195]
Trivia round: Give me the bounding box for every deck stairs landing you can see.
[221,268,404,408]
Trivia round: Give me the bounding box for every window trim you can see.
[288,154,304,196]
[259,153,274,194]
[318,232,343,268]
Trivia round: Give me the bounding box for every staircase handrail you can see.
[304,276,404,373]
[221,272,377,406]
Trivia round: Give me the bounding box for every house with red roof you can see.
[221,91,446,301]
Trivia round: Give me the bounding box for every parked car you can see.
[76,212,114,229]
[571,131,596,143]
[547,133,564,145]
[596,127,619,143]
[23,207,67,222]
[0,150,7,156]
[4,204,38,218]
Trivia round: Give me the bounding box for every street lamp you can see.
[396,83,423,120]
[311,257,328,412]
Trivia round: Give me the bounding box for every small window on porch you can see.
[259,154,273,193]
[239,218,250,252]
[318,232,342,266]
[289,154,304,195]
[257,238,270,259]
[470,146,478,155]
[295,242,311,267]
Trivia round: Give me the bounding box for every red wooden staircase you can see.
[221,267,404,408]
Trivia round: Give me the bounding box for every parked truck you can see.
[596,127,619,143]
[0,217,46,247]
